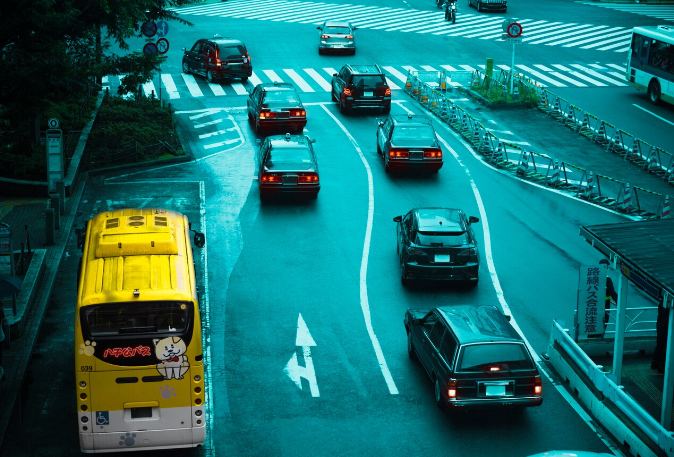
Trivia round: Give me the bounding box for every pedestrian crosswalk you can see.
[172,0,632,52]
[103,62,629,100]
[580,2,674,22]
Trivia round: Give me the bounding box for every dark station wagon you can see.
[257,133,320,199]
[182,35,252,83]
[247,82,307,134]
[405,304,543,410]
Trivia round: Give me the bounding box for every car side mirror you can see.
[191,230,206,248]
[353,27,359,31]
[182,47,186,52]
[469,216,480,224]
[311,139,316,144]
[393,216,402,222]
[317,26,321,30]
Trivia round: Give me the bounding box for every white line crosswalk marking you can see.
[208,83,226,96]
[516,65,566,87]
[162,74,180,99]
[182,74,205,98]
[284,69,314,92]
[263,70,283,83]
[569,64,628,86]
[231,83,248,95]
[383,66,410,85]
[249,72,263,87]
[304,68,332,91]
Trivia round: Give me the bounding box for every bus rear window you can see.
[81,301,192,337]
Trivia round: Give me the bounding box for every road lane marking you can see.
[320,104,399,395]
[284,314,320,397]
[633,104,674,126]
[161,74,180,99]
[182,74,205,97]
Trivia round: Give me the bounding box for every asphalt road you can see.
[4,0,674,455]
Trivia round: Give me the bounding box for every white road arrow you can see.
[284,314,319,397]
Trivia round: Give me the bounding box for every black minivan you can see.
[404,304,543,410]
[182,35,252,83]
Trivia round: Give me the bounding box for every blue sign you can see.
[156,20,169,38]
[95,411,110,425]
[143,42,158,55]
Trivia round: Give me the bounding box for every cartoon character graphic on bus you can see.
[153,336,189,380]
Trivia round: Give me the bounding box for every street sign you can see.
[156,38,169,55]
[47,118,59,129]
[46,129,63,193]
[143,42,158,55]
[506,37,523,44]
[507,22,523,38]
[156,20,169,37]
[141,21,157,38]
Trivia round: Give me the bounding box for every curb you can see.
[7,249,46,341]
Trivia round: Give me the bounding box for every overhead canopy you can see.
[579,218,674,307]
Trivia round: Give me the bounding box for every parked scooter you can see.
[443,0,457,23]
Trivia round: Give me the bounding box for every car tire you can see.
[477,1,482,12]
[318,48,323,55]
[241,77,248,83]
[400,263,409,286]
[649,80,662,105]
[339,98,347,114]
[376,137,382,156]
[351,49,356,56]
[434,377,444,409]
[331,89,338,102]
[182,60,190,74]
[311,192,319,199]
[382,105,391,114]
[407,332,417,361]
[385,160,391,174]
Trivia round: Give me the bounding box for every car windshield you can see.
[351,75,386,89]
[324,26,351,34]
[268,147,312,164]
[391,125,436,142]
[417,231,467,246]
[81,301,192,337]
[459,343,534,372]
[218,44,246,59]
[263,90,300,105]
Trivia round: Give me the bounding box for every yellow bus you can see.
[75,208,206,453]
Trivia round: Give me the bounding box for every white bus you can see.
[627,25,674,106]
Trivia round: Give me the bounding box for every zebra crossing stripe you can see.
[323,67,339,80]
[183,74,205,98]
[285,4,349,23]
[230,83,248,96]
[370,11,431,29]
[303,69,332,91]
[284,69,314,92]
[516,65,566,87]
[533,64,554,72]
[299,5,377,23]
[479,19,549,40]
[249,72,263,87]
[549,72,588,87]
[597,41,630,52]
[569,65,627,86]
[209,83,226,96]
[521,23,582,42]
[528,24,597,44]
[356,9,417,28]
[162,74,180,99]
[321,6,381,23]
[382,66,409,85]
[606,63,626,72]
[353,8,411,27]
[421,65,438,72]
[441,65,459,72]
[563,28,628,47]
[401,19,449,33]
[263,70,283,84]
[143,81,157,98]
[565,71,607,87]
[459,65,476,72]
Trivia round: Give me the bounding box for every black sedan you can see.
[257,133,319,199]
[376,114,443,173]
[394,207,479,286]
[405,305,543,409]
[247,82,307,134]
[182,35,252,83]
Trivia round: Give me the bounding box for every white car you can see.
[317,21,357,55]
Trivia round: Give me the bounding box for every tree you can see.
[0,0,196,158]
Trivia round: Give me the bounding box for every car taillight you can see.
[384,88,391,96]
[408,249,426,261]
[534,376,542,396]
[447,379,457,399]
[346,35,354,39]
[290,109,306,117]
[259,111,277,119]
[244,56,251,63]
[456,248,477,263]
[298,173,318,183]
[321,34,330,39]
[389,150,409,158]
[215,59,222,67]
[343,88,352,96]
[261,173,281,183]
[424,149,442,159]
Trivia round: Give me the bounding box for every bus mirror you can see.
[193,231,205,248]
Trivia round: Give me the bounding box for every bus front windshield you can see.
[81,301,192,337]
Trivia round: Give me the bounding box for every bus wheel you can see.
[648,80,662,105]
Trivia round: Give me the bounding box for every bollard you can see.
[50,193,60,230]
[56,180,65,215]
[45,207,55,246]
[24,224,31,254]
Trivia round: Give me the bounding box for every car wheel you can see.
[385,159,391,174]
[241,77,248,83]
[649,81,662,105]
[434,377,444,409]
[311,192,319,199]
[351,49,356,56]
[206,71,214,84]
[382,105,391,114]
[248,110,253,123]
[477,1,482,12]
[407,332,417,361]
[339,98,346,114]
[400,263,409,286]
[318,48,323,55]
[182,60,190,74]
[331,89,337,102]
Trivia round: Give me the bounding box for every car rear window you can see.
[269,147,312,164]
[324,26,351,34]
[416,231,468,247]
[350,75,386,89]
[391,125,435,144]
[459,343,534,372]
[218,45,246,59]
[263,90,300,105]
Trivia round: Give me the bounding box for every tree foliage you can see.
[0,0,196,157]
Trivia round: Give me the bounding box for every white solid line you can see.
[304,68,331,91]
[161,74,180,99]
[182,74,205,98]
[320,104,399,396]
[194,119,223,129]
[633,104,674,126]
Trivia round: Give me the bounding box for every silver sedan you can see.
[317,21,357,55]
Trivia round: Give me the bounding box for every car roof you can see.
[267,134,312,148]
[210,36,245,46]
[324,21,352,27]
[345,64,383,75]
[391,114,434,127]
[412,207,465,232]
[435,305,523,344]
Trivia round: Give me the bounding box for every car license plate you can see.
[434,254,450,263]
[364,91,373,97]
[333,44,345,48]
[486,385,506,396]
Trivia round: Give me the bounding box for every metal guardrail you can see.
[550,320,674,456]
[403,70,672,220]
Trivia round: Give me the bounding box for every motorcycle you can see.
[444,0,457,23]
